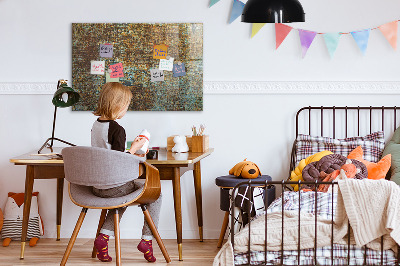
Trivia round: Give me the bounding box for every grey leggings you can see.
[92,179,162,240]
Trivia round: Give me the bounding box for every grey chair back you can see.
[62,146,145,188]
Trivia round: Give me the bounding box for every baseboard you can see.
[1,81,400,94]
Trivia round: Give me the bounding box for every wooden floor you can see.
[0,239,221,265]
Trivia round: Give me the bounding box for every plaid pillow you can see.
[295,131,385,166]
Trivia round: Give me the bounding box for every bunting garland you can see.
[209,0,220,7]
[208,1,399,58]
[251,23,266,38]
[275,23,292,49]
[298,30,317,58]
[323,33,341,58]
[229,0,245,24]
[378,21,397,50]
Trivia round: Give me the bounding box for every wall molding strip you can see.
[0,81,399,95]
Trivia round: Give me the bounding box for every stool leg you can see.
[217,211,230,248]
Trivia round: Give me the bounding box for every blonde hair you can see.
[93,82,132,120]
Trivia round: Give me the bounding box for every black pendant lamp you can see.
[242,0,305,23]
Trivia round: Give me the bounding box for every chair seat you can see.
[69,180,145,208]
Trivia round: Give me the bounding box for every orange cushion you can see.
[347,146,391,180]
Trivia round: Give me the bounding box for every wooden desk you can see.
[10,147,213,261]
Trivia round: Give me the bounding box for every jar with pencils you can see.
[191,124,209,153]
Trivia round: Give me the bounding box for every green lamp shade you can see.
[52,84,80,108]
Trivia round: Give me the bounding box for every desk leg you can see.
[56,178,64,241]
[20,165,35,259]
[172,167,183,261]
[193,161,203,242]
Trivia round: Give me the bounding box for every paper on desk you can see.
[91,61,105,75]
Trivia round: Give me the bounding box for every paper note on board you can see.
[90,61,105,75]
[106,72,119,82]
[153,44,168,59]
[109,63,124,78]
[173,63,186,77]
[99,44,113,58]
[150,69,164,82]
[159,57,174,71]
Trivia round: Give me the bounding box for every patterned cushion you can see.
[295,131,385,166]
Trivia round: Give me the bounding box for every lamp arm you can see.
[50,105,58,148]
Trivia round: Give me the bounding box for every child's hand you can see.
[134,148,149,157]
[128,137,147,155]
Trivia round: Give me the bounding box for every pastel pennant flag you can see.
[351,29,370,55]
[209,0,220,7]
[251,23,266,38]
[378,21,398,50]
[275,23,293,49]
[229,0,245,24]
[323,33,341,58]
[298,29,317,58]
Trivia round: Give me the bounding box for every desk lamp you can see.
[241,0,305,23]
[38,79,80,154]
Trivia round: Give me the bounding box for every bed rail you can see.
[230,180,400,266]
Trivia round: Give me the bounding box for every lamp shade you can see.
[52,83,80,108]
[241,0,305,23]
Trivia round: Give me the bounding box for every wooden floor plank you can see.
[0,239,222,265]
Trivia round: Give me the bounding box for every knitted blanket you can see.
[213,179,400,266]
[335,178,400,251]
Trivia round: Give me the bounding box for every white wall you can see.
[1,0,400,239]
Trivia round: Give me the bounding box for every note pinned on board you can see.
[159,57,174,71]
[153,44,169,59]
[109,63,124,78]
[150,69,164,82]
[91,61,105,75]
[173,63,186,77]
[100,44,113,58]
[106,72,119,82]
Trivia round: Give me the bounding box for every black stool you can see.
[215,175,275,248]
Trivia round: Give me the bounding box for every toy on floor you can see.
[229,159,261,179]
[1,192,44,247]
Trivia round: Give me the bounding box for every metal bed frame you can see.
[230,106,400,266]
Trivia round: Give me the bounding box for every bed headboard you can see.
[290,106,400,179]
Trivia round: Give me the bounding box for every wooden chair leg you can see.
[217,211,230,248]
[92,209,108,258]
[114,210,121,266]
[60,208,88,266]
[141,205,171,263]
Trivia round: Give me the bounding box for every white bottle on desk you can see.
[136,129,150,154]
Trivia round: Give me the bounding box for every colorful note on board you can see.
[99,44,113,58]
[150,69,164,82]
[106,72,119,82]
[153,44,169,59]
[159,57,174,71]
[90,61,105,75]
[173,63,186,77]
[109,63,124,78]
